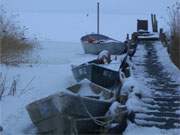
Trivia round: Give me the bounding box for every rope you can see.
[72,118,78,135]
[78,95,114,127]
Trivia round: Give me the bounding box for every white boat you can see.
[81,34,126,55]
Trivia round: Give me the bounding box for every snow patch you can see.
[154,42,180,83]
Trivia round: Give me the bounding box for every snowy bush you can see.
[0,5,38,65]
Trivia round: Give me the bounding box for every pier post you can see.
[151,14,158,32]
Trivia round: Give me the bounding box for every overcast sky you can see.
[1,0,175,41]
[2,0,174,15]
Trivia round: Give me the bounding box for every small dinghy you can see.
[81,34,126,55]
[26,80,114,134]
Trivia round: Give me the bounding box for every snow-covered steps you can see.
[139,103,180,113]
[142,96,180,102]
[142,98,180,107]
[135,119,180,129]
[152,88,180,95]
[135,119,166,128]
[135,111,180,118]
[132,42,180,129]
[135,116,180,129]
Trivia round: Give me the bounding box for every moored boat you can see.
[71,62,120,89]
[26,81,114,134]
[81,34,126,55]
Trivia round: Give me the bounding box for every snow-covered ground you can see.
[154,42,180,82]
[123,43,180,135]
[125,123,180,135]
[1,40,180,135]
[0,41,100,135]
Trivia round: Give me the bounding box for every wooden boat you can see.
[26,81,114,134]
[81,34,126,55]
[67,79,114,100]
[81,2,126,55]
[71,62,120,89]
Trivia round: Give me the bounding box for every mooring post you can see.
[151,14,154,32]
[154,14,158,32]
[97,2,100,34]
[151,14,158,32]
[153,14,156,32]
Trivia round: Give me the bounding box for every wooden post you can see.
[151,14,158,32]
[160,28,163,34]
[151,14,154,32]
[153,14,156,32]
[154,14,158,32]
[126,34,129,41]
[97,2,100,34]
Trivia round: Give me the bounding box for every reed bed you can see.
[168,2,180,68]
[0,6,38,66]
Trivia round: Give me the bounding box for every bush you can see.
[0,5,38,65]
[167,2,180,68]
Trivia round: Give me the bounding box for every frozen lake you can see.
[2,0,172,42]
[18,12,168,42]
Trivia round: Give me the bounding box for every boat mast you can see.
[97,2,100,34]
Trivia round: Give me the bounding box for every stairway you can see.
[133,42,180,129]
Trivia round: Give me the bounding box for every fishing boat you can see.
[71,51,133,90]
[26,80,114,134]
[81,33,126,55]
[71,62,120,89]
[81,3,126,55]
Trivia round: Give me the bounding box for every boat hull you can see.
[72,63,119,88]
[81,34,126,55]
[82,42,126,55]
[26,91,111,134]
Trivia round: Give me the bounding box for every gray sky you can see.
[1,0,175,41]
[2,0,175,15]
